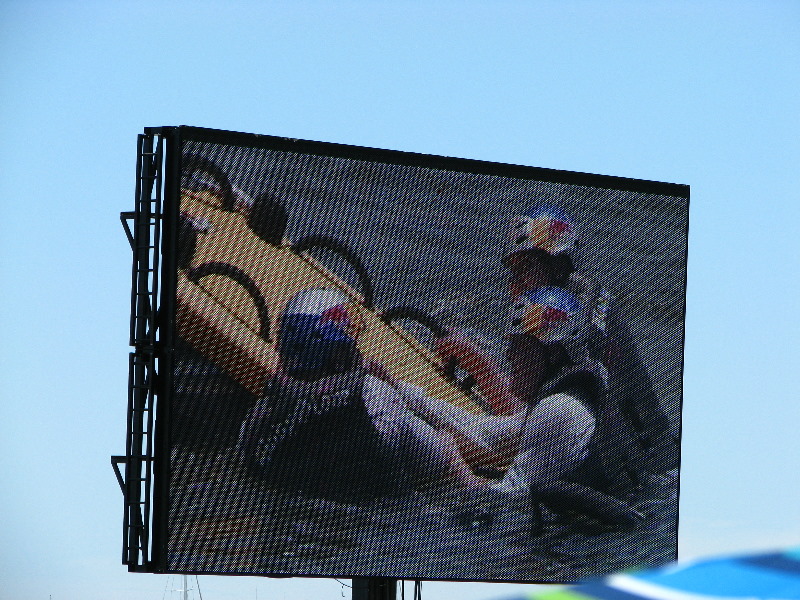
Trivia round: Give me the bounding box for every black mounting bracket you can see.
[113,130,166,571]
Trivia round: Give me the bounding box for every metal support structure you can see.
[116,131,165,570]
[352,578,398,600]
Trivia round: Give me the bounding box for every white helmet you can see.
[505,204,577,262]
[510,286,586,343]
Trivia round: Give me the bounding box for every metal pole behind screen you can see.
[351,578,398,600]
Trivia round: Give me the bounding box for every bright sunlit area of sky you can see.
[0,1,798,599]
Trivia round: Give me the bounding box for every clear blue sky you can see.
[1,2,798,599]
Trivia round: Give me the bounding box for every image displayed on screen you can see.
[167,132,686,583]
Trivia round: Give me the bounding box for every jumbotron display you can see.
[126,126,688,583]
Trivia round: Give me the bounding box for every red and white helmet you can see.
[505,204,577,261]
[510,285,586,343]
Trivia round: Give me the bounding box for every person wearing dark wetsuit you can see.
[414,288,597,492]
[236,287,474,501]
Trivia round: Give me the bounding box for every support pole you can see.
[351,578,397,600]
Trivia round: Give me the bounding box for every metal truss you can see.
[115,131,165,570]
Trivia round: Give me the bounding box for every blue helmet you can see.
[277,288,360,379]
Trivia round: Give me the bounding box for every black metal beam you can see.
[351,578,398,600]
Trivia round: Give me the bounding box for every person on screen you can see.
[395,284,645,528]
[433,205,677,498]
[410,286,599,488]
[505,205,677,479]
[234,287,480,500]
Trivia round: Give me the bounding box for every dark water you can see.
[170,139,687,582]
[169,447,678,581]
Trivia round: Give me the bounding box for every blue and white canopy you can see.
[504,547,800,600]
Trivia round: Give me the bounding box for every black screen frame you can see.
[131,125,689,582]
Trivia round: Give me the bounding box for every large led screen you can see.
[163,127,687,583]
